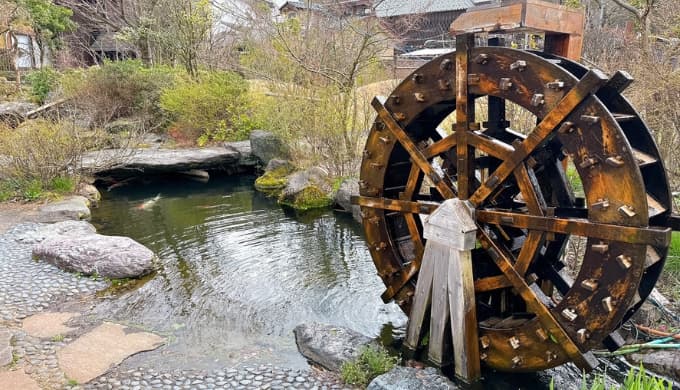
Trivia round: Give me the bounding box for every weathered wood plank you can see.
[429,242,451,366]
[448,247,481,381]
[404,245,436,351]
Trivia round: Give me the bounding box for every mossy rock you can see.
[278,185,332,211]
[254,165,294,194]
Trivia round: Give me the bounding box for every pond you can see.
[91,174,407,371]
[90,174,638,388]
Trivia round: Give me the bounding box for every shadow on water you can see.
[91,174,406,370]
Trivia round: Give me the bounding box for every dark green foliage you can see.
[26,67,59,104]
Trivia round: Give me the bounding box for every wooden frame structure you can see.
[451,0,585,60]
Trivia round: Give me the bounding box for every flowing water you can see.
[91,175,407,371]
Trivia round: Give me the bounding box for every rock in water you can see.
[334,178,361,222]
[367,367,459,390]
[293,322,374,372]
[33,234,155,278]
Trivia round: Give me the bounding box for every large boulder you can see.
[294,322,375,372]
[37,196,91,223]
[279,167,332,211]
[367,367,459,390]
[82,142,256,177]
[249,130,288,165]
[334,178,361,222]
[33,234,155,279]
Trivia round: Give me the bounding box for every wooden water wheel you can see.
[353,1,678,374]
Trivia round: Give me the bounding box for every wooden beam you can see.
[372,98,455,199]
[468,69,609,206]
[477,210,672,247]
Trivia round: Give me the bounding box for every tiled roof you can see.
[375,0,475,17]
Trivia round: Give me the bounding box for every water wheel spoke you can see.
[423,134,457,159]
[474,275,511,292]
[478,229,598,370]
[352,196,438,215]
[372,98,455,199]
[403,164,422,199]
[469,69,610,206]
[467,132,514,160]
[477,210,672,246]
[513,163,546,216]
[515,231,545,277]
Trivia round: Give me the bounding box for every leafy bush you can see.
[26,68,60,104]
[340,346,397,387]
[61,60,177,130]
[160,71,262,145]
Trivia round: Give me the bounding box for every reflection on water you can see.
[91,175,406,370]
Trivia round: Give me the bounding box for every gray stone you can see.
[14,221,96,245]
[82,142,255,177]
[38,196,91,223]
[367,367,459,390]
[250,130,288,165]
[293,322,374,372]
[628,350,680,382]
[33,233,155,278]
[333,178,361,222]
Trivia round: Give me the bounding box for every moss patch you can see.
[254,166,293,194]
[278,185,332,211]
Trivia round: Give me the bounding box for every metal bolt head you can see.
[562,308,578,322]
[616,254,633,270]
[508,336,521,350]
[510,60,527,71]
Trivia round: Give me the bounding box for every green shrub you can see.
[26,68,60,104]
[340,346,397,387]
[61,60,177,129]
[160,71,262,145]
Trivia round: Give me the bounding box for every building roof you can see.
[375,0,475,17]
[279,1,325,12]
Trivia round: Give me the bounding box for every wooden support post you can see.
[403,199,481,382]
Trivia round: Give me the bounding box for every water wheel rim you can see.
[358,47,672,371]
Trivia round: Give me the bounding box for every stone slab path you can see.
[22,312,79,339]
[0,369,42,390]
[58,322,164,384]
